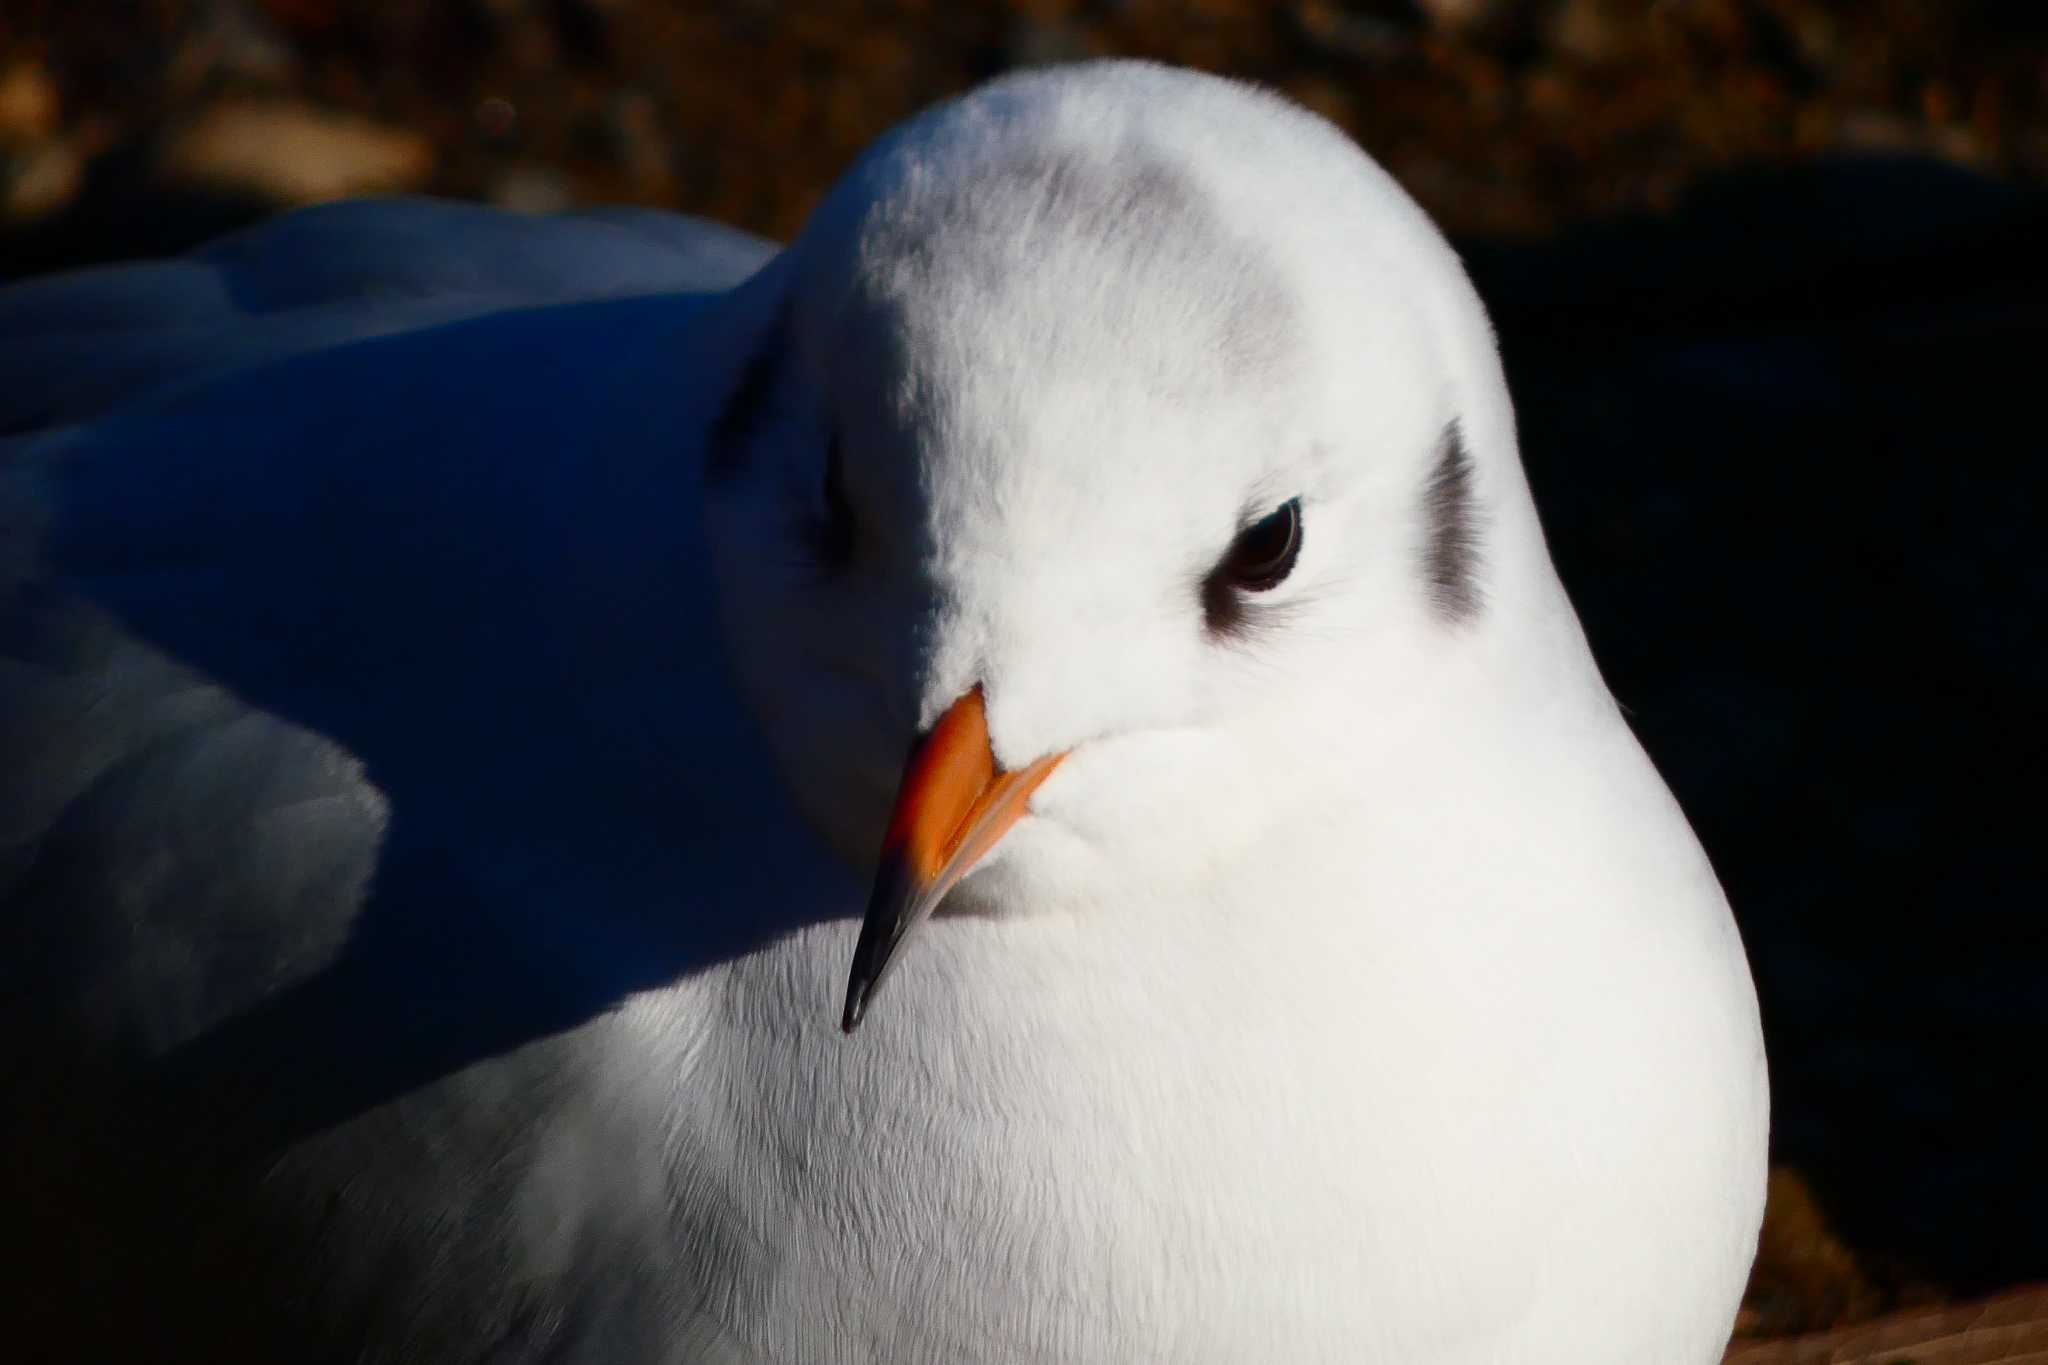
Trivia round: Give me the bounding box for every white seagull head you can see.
[700,60,1583,1027]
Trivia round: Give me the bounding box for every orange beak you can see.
[841,686,1064,1032]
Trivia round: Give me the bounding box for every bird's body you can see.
[0,63,1766,1363]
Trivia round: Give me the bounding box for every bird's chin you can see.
[931,815,1092,923]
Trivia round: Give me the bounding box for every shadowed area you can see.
[3,286,852,1125]
[0,216,853,1359]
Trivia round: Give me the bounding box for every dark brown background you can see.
[12,0,2048,263]
[4,1,2048,262]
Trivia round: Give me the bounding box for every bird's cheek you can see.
[1020,728,1227,874]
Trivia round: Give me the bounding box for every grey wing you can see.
[0,207,806,1361]
[0,573,407,1357]
[0,194,779,1058]
[0,195,775,433]
[0,582,387,1057]
[0,572,774,1363]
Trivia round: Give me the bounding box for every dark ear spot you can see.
[1423,421,1483,621]
[704,309,786,486]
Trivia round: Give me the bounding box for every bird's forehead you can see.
[797,143,1317,574]
[836,146,1302,413]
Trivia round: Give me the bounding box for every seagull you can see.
[0,60,1768,1363]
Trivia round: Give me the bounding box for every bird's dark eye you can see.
[1201,497,1304,637]
[815,434,856,569]
[1221,498,1302,591]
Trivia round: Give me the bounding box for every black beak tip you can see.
[842,857,911,1036]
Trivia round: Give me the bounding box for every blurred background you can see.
[2,0,2042,1351]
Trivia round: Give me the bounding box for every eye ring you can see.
[1222,497,1302,592]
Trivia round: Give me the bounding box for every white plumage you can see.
[0,60,1766,1363]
